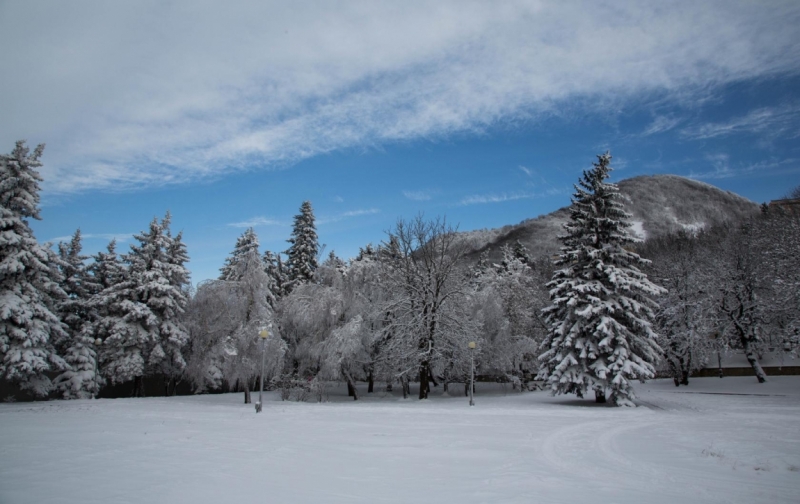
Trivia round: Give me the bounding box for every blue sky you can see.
[2,1,799,283]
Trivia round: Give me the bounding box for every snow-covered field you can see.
[2,377,799,504]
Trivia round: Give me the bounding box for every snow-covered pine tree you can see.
[98,214,189,396]
[159,223,191,395]
[220,227,260,281]
[53,229,104,398]
[286,201,319,287]
[0,141,68,396]
[262,250,285,308]
[537,152,665,406]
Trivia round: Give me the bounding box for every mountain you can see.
[457,174,759,263]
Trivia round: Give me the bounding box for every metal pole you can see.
[469,349,474,406]
[94,338,102,400]
[257,336,266,413]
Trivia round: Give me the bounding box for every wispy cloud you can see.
[689,155,800,180]
[403,189,436,201]
[48,232,134,244]
[518,166,533,177]
[318,208,380,224]
[460,192,533,205]
[332,195,344,203]
[3,2,799,194]
[228,217,284,228]
[641,115,681,136]
[681,105,800,140]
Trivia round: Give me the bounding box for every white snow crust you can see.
[2,377,799,503]
[629,220,647,240]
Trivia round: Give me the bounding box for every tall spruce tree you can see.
[220,227,260,281]
[286,201,319,287]
[98,213,189,396]
[537,152,665,406]
[53,229,103,398]
[0,141,68,396]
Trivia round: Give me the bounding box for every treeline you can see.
[1,142,798,404]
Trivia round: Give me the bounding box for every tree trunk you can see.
[418,364,429,399]
[595,389,606,403]
[133,376,145,398]
[244,387,251,404]
[401,376,408,399]
[343,370,358,401]
[367,372,374,394]
[742,338,768,383]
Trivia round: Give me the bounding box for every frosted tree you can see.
[220,227,260,281]
[97,214,189,396]
[262,250,286,308]
[53,229,104,398]
[538,153,665,406]
[640,230,719,386]
[470,244,547,389]
[0,141,67,396]
[158,224,191,394]
[286,200,319,287]
[221,248,283,403]
[379,216,478,399]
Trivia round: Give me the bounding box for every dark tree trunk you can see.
[132,376,145,398]
[244,385,251,404]
[418,364,429,399]
[742,338,768,383]
[595,389,606,403]
[367,372,374,394]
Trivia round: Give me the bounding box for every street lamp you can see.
[256,326,270,413]
[94,338,103,400]
[468,341,476,406]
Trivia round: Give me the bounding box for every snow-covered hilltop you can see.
[458,174,759,264]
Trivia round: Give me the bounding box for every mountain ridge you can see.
[457,174,759,263]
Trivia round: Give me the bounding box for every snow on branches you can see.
[538,152,665,406]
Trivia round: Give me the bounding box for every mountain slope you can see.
[458,174,759,263]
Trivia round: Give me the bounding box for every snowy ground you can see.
[2,377,799,504]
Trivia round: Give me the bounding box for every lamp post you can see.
[468,341,476,406]
[256,327,270,413]
[94,338,103,400]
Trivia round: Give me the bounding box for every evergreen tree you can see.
[98,213,189,396]
[262,250,287,308]
[286,201,319,286]
[159,224,191,394]
[0,141,68,396]
[220,227,260,281]
[53,229,103,398]
[537,153,665,406]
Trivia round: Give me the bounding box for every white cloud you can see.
[518,166,533,177]
[318,208,380,225]
[48,232,134,244]
[2,1,799,194]
[689,154,800,180]
[228,217,284,228]
[403,189,435,201]
[641,116,681,136]
[681,105,800,140]
[460,192,533,205]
